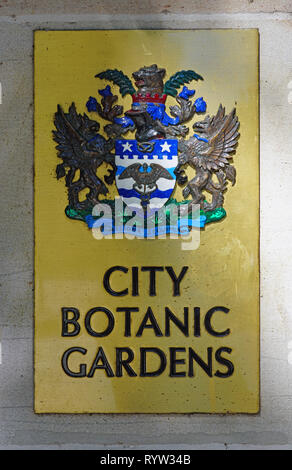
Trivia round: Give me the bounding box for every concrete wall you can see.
[0,0,292,449]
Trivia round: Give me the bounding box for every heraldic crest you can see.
[53,64,240,236]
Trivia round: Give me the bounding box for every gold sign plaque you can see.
[34,30,259,413]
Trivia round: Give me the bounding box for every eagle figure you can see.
[175,104,239,212]
[119,162,173,195]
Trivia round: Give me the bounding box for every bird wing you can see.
[53,104,103,168]
[118,164,141,180]
[53,104,85,161]
[192,105,240,171]
[148,163,174,182]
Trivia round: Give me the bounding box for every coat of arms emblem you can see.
[53,64,240,236]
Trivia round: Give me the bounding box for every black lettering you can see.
[116,348,137,377]
[87,347,114,377]
[103,266,128,296]
[132,266,139,296]
[61,307,80,337]
[165,307,189,336]
[61,347,87,377]
[141,266,164,296]
[214,347,234,378]
[140,347,167,377]
[165,266,188,296]
[188,347,213,377]
[116,307,139,337]
[194,307,201,337]
[205,306,230,337]
[170,347,186,377]
[136,307,163,337]
[85,307,114,337]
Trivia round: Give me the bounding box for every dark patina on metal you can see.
[53,64,240,228]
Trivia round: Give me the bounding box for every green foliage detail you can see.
[96,69,135,97]
[163,70,203,97]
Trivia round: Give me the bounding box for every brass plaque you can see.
[34,30,259,413]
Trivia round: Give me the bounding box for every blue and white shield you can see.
[115,139,178,211]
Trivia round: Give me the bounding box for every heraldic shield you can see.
[115,139,178,211]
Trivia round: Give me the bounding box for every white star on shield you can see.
[121,142,133,152]
[160,141,171,152]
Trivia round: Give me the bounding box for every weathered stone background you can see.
[0,0,292,449]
